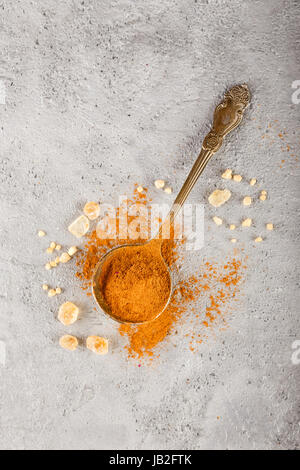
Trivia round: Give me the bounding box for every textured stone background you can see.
[0,0,299,450]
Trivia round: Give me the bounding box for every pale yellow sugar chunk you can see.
[243,196,252,206]
[213,216,223,226]
[164,187,173,194]
[255,236,263,243]
[68,215,90,238]
[266,223,274,231]
[48,289,56,297]
[58,302,79,326]
[55,257,60,264]
[50,260,57,267]
[231,238,237,243]
[55,244,62,251]
[260,191,267,201]
[136,186,144,193]
[50,242,56,249]
[233,174,243,182]
[45,263,51,270]
[154,179,165,189]
[221,169,232,180]
[59,335,78,351]
[229,224,236,230]
[55,287,62,295]
[38,230,46,238]
[250,178,257,186]
[68,246,78,256]
[208,189,231,208]
[86,336,109,355]
[42,284,49,291]
[260,190,267,201]
[60,252,71,263]
[242,218,252,227]
[46,247,54,254]
[83,202,101,221]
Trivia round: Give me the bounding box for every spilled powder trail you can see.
[119,257,246,360]
[76,185,247,362]
[253,113,299,167]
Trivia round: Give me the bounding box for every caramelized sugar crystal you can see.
[58,301,79,325]
[83,202,100,221]
[208,189,231,207]
[86,336,108,355]
[68,215,90,238]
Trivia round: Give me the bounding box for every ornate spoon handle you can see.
[168,84,251,224]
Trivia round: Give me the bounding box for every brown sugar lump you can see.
[242,218,252,227]
[260,190,267,201]
[208,189,231,208]
[59,335,78,351]
[84,202,101,220]
[86,336,109,355]
[58,301,79,326]
[243,196,252,206]
[164,186,173,194]
[221,169,232,180]
[233,174,243,182]
[154,179,165,189]
[68,246,78,256]
[68,215,90,238]
[48,289,57,298]
[60,252,71,263]
[213,216,223,226]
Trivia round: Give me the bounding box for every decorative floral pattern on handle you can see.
[203,84,250,152]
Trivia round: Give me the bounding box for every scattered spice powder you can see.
[119,255,246,360]
[76,185,247,362]
[254,115,299,166]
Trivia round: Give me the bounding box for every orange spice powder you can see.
[98,243,171,323]
[119,257,246,360]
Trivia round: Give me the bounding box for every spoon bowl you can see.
[92,241,173,325]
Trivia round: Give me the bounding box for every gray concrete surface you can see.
[0,0,299,450]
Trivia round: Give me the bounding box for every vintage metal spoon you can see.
[93,84,250,324]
